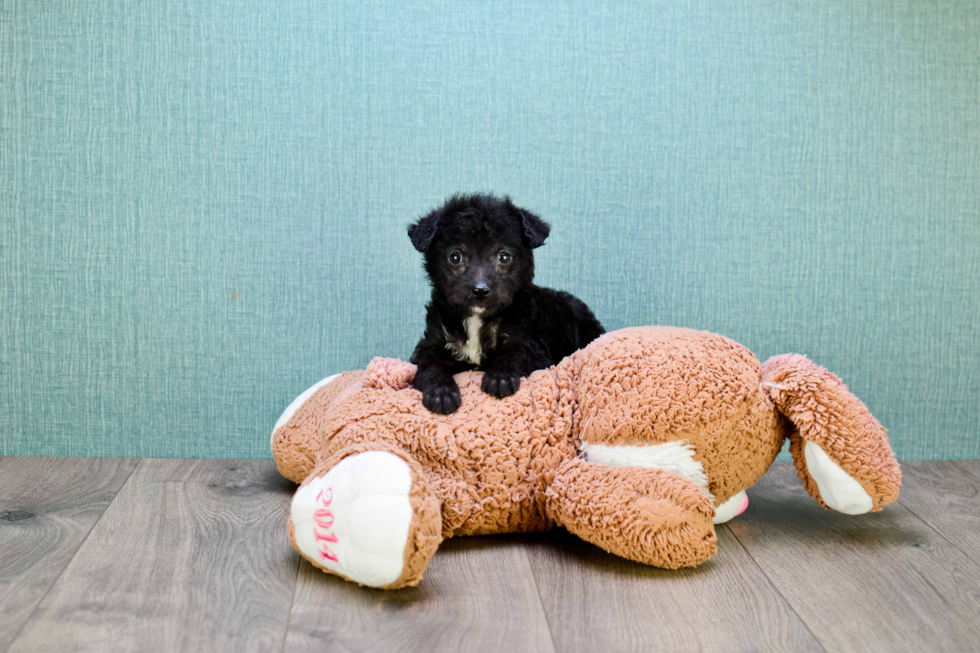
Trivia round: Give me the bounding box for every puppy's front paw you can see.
[422,382,461,414]
[482,370,521,398]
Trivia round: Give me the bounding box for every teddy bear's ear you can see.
[408,208,441,253]
[506,198,550,248]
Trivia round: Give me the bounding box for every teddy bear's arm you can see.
[545,457,717,569]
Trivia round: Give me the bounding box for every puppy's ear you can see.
[408,210,440,253]
[508,200,550,248]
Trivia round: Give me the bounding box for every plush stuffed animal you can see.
[271,327,900,589]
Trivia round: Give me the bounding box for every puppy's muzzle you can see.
[472,283,490,299]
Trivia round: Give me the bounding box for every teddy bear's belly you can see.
[431,443,569,537]
[396,370,576,537]
[324,399,576,537]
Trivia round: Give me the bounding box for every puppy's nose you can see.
[472,283,490,298]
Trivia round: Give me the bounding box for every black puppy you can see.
[408,193,604,414]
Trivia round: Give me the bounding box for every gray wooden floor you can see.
[2,458,979,653]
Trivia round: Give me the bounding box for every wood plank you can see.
[284,535,556,653]
[0,457,138,652]
[896,461,980,566]
[526,525,824,652]
[954,459,980,478]
[727,462,980,653]
[7,459,299,653]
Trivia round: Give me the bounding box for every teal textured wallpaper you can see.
[2,1,978,460]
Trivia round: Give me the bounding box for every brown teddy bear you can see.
[271,327,900,589]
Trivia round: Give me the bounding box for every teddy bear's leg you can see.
[271,371,364,484]
[545,458,717,569]
[762,354,901,514]
[272,374,340,444]
[288,443,442,589]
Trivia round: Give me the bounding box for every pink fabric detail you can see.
[314,509,335,530]
[318,545,339,562]
[316,488,333,506]
[315,529,339,544]
[736,492,749,517]
[314,486,339,562]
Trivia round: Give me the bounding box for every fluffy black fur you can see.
[408,193,604,414]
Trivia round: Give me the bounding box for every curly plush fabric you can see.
[318,365,574,537]
[272,326,901,589]
[545,458,718,568]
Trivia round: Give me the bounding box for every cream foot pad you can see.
[291,451,413,587]
[804,441,874,515]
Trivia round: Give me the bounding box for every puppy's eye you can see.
[448,251,463,265]
[497,251,512,265]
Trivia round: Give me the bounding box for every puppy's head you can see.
[408,194,550,317]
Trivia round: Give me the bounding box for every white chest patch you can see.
[580,440,714,500]
[445,315,484,365]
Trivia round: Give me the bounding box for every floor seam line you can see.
[525,540,561,653]
[277,556,304,653]
[722,522,830,653]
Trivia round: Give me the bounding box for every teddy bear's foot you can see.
[271,371,365,484]
[801,442,874,514]
[712,490,749,524]
[288,447,442,588]
[272,374,340,441]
